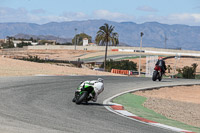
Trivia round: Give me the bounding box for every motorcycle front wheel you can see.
[158,72,162,81]
[152,71,158,81]
[76,91,88,104]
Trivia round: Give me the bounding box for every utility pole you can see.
[104,41,108,71]
[164,34,168,49]
[139,32,144,77]
[74,28,77,50]
[173,54,180,78]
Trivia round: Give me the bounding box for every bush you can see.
[17,42,32,48]
[101,59,137,72]
[56,42,73,45]
[1,42,14,48]
[182,66,195,79]
[195,75,200,79]
[23,55,42,62]
[177,63,198,79]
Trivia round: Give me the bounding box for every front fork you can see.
[158,70,162,77]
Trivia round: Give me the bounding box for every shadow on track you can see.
[160,80,173,82]
[153,80,172,82]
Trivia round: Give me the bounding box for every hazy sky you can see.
[1,0,200,25]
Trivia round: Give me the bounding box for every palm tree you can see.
[95,23,119,71]
[111,32,119,46]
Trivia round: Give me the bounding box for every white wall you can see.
[24,45,200,56]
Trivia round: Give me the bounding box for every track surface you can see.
[0,76,199,133]
[82,54,139,62]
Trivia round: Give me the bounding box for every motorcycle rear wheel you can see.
[72,97,76,102]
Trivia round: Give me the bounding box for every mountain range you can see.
[0,19,200,51]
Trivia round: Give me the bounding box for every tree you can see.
[1,36,14,48]
[72,33,92,46]
[95,23,119,71]
[111,32,119,46]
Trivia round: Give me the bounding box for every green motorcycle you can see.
[72,82,95,104]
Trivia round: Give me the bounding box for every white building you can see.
[12,40,38,47]
[83,38,89,46]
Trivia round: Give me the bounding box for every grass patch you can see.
[113,93,200,133]
[82,55,102,61]
[115,56,146,61]
[195,74,200,79]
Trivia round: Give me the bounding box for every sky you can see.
[0,0,200,26]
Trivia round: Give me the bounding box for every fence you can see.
[145,56,158,77]
[111,69,130,75]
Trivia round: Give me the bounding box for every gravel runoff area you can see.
[134,85,200,128]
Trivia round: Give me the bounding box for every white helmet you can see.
[98,78,103,83]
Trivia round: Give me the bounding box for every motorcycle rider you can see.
[155,57,166,74]
[78,78,104,102]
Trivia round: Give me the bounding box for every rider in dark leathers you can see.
[155,57,167,74]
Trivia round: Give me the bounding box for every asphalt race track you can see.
[0,76,199,133]
[82,54,139,63]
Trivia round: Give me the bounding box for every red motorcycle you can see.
[152,65,162,81]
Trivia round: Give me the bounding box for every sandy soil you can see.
[0,49,124,76]
[134,85,200,128]
[1,49,98,61]
[0,56,125,76]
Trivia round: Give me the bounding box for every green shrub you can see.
[174,73,183,78]
[17,42,32,48]
[195,75,200,79]
[101,59,137,72]
[1,42,14,48]
[177,63,198,79]
[23,55,42,62]
[182,66,195,79]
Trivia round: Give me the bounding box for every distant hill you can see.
[14,34,72,44]
[0,20,200,50]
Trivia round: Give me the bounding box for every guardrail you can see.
[112,48,200,57]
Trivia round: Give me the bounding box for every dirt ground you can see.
[1,49,98,61]
[134,85,200,128]
[0,56,125,76]
[0,49,123,76]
